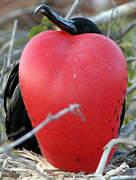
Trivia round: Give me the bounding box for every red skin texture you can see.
[19,30,128,173]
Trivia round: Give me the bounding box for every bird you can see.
[4,4,128,173]
[4,4,102,153]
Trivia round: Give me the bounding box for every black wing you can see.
[4,64,41,154]
[119,99,126,129]
[4,64,19,113]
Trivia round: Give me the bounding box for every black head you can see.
[71,17,101,35]
[35,4,101,35]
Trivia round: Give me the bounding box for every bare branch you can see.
[95,138,136,175]
[127,83,136,96]
[7,152,49,178]
[65,0,80,19]
[130,95,136,101]
[0,7,35,26]
[7,19,18,66]
[0,41,10,56]
[0,56,7,85]
[120,119,136,138]
[110,175,136,180]
[116,20,136,40]
[1,19,18,92]
[126,56,136,62]
[91,1,136,25]
[0,104,82,154]
[0,60,19,82]
[105,163,129,179]
[95,139,117,175]
[107,0,117,37]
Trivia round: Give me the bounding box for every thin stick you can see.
[1,20,18,92]
[7,152,49,178]
[126,56,136,62]
[0,56,7,84]
[95,138,136,175]
[91,1,136,25]
[104,163,129,179]
[130,95,136,101]
[0,7,35,26]
[0,104,81,154]
[116,20,136,40]
[0,60,19,77]
[127,83,136,96]
[7,19,18,66]
[107,0,117,37]
[95,139,118,175]
[109,175,136,180]
[65,0,80,19]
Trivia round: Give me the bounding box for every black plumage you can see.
[4,64,41,154]
[119,99,126,129]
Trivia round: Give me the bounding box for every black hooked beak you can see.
[35,4,78,35]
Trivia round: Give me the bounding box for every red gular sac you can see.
[19,4,128,173]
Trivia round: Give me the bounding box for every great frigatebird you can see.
[4,4,125,154]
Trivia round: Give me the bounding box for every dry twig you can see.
[65,0,80,19]
[0,104,82,154]
[126,56,136,62]
[94,138,136,177]
[0,56,7,85]
[0,7,35,26]
[7,152,49,178]
[127,83,136,96]
[7,19,18,66]
[107,0,117,38]
[110,175,136,180]
[1,19,18,93]
[120,119,136,138]
[115,20,136,40]
[91,1,136,25]
[105,163,129,179]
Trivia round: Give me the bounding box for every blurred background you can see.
[0,0,131,17]
[0,0,136,148]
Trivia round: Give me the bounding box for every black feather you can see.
[4,64,19,112]
[4,64,41,154]
[120,99,126,129]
